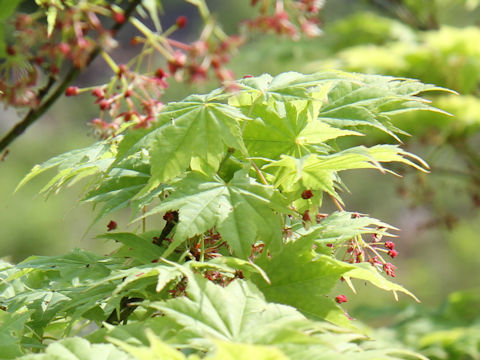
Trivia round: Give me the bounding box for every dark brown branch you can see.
[365,0,437,30]
[105,296,143,325]
[0,0,142,153]
[153,211,179,247]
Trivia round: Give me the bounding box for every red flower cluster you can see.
[1,5,119,109]
[245,0,324,40]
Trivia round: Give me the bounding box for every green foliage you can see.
[4,70,448,358]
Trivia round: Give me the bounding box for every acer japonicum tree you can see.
[0,1,452,359]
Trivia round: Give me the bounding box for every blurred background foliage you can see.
[1,0,480,358]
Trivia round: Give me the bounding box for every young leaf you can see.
[147,270,308,346]
[140,171,285,258]
[243,100,360,161]
[17,337,131,360]
[16,140,115,195]
[251,237,353,326]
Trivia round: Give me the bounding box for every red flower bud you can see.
[302,210,311,222]
[155,68,167,79]
[99,99,111,110]
[117,64,127,77]
[107,220,117,231]
[388,249,398,258]
[176,16,187,29]
[113,12,126,24]
[6,46,16,56]
[33,56,44,66]
[130,37,140,46]
[385,241,395,250]
[50,64,60,75]
[65,86,79,97]
[92,87,105,99]
[335,295,348,304]
[57,42,71,56]
[301,189,314,199]
[383,262,396,277]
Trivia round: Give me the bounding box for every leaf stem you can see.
[251,160,269,185]
[200,237,205,262]
[218,147,235,173]
[330,194,344,211]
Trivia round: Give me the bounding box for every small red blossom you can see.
[301,189,314,199]
[302,210,311,222]
[383,262,396,277]
[92,87,105,99]
[335,295,348,304]
[50,64,60,75]
[163,211,178,223]
[6,46,16,56]
[385,241,395,250]
[107,220,117,231]
[65,86,79,97]
[99,99,111,110]
[57,42,71,56]
[388,249,398,258]
[168,51,187,74]
[130,36,141,46]
[155,68,167,79]
[117,64,128,77]
[113,12,126,24]
[176,16,187,29]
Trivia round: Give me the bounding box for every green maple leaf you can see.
[243,100,360,161]
[265,144,428,199]
[141,170,285,258]
[318,75,450,140]
[83,155,155,223]
[114,96,249,191]
[252,237,353,326]
[17,337,131,360]
[147,269,309,346]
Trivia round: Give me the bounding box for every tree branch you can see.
[365,0,436,30]
[0,0,143,153]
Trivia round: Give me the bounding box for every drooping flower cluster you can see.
[340,225,399,278]
[0,3,119,108]
[245,0,324,40]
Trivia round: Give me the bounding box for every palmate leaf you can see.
[0,311,33,359]
[252,234,418,317]
[231,71,360,104]
[144,267,422,359]
[110,332,289,360]
[16,140,115,196]
[82,155,154,223]
[114,96,249,190]
[252,237,353,327]
[318,75,450,140]
[98,232,164,264]
[146,269,313,347]
[243,100,360,160]
[17,337,131,360]
[296,211,396,249]
[265,144,428,199]
[140,170,285,258]
[342,262,419,302]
